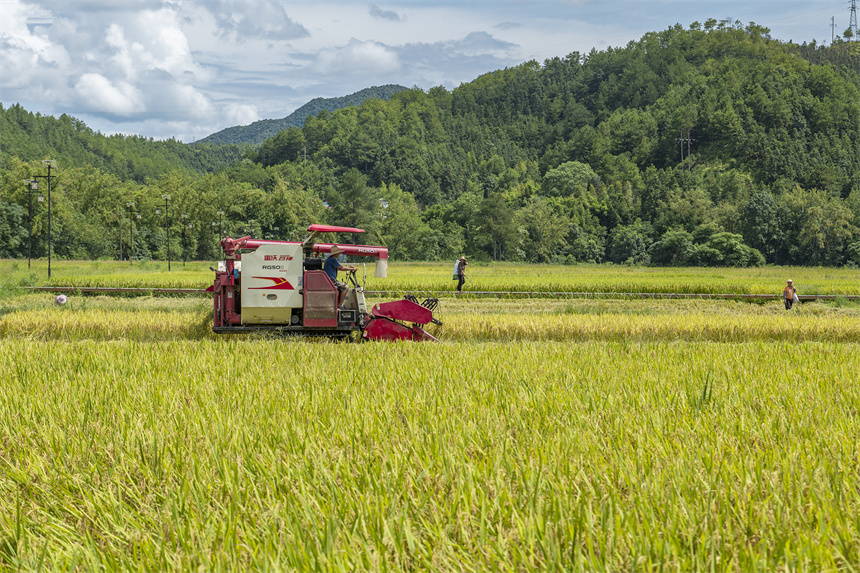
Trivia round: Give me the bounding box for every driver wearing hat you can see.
[324,245,357,290]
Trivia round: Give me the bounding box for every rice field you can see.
[378,262,860,296]
[4,259,860,295]
[2,265,860,571]
[3,294,860,344]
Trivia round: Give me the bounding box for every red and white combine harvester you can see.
[210,224,441,341]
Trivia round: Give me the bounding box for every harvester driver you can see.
[324,246,358,301]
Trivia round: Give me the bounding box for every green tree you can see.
[541,161,599,199]
[608,220,653,264]
[0,201,26,258]
[475,193,519,261]
[567,224,605,263]
[377,183,434,260]
[258,127,306,167]
[740,191,782,262]
[264,177,325,242]
[328,169,380,239]
[648,228,696,266]
[515,196,570,262]
[780,187,857,265]
[692,232,765,267]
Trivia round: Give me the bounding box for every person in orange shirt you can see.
[783,279,798,310]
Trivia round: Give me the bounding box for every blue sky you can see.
[0,0,850,142]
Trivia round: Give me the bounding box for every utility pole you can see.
[850,0,859,40]
[181,214,188,266]
[156,194,171,271]
[32,160,58,278]
[22,179,41,269]
[677,128,694,171]
[127,201,138,265]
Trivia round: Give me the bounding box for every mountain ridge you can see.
[191,84,409,146]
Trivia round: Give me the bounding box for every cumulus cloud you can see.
[100,9,210,82]
[398,31,517,72]
[223,103,260,126]
[0,1,72,99]
[457,31,517,56]
[74,73,144,116]
[314,39,401,76]
[369,4,405,22]
[203,0,309,41]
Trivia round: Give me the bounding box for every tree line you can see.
[1,21,859,267]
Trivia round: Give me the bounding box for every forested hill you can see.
[192,85,409,146]
[0,104,245,182]
[237,22,860,265]
[2,22,860,267]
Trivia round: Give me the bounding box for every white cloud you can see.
[369,5,405,22]
[0,0,73,99]
[167,84,215,119]
[314,39,401,76]
[103,8,210,82]
[223,103,260,126]
[103,24,136,79]
[74,73,144,115]
[203,0,309,41]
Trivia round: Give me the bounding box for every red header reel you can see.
[362,298,441,342]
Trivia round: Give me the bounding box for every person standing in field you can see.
[453,256,468,292]
[783,279,799,310]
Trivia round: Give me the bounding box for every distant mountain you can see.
[192,85,409,146]
[0,102,246,182]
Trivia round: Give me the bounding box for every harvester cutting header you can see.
[210,224,440,341]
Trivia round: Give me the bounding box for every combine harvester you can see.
[209,224,441,341]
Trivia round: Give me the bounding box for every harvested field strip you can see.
[3,297,860,343]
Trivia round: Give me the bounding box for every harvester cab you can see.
[210,224,440,341]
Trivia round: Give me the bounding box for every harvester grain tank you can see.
[209,224,440,341]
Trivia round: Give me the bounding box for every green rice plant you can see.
[0,260,214,291]
[4,259,859,297]
[1,338,859,571]
[374,262,860,296]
